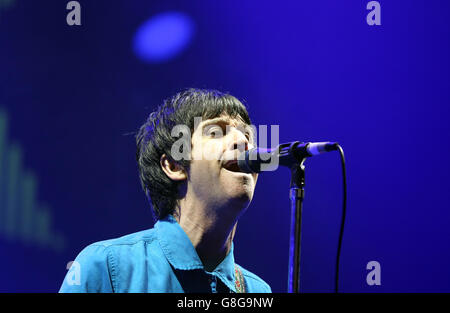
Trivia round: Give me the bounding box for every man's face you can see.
[187,114,258,217]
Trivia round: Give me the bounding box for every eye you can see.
[204,125,223,138]
[243,128,254,142]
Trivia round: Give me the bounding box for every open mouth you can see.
[223,160,242,173]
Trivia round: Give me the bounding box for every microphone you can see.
[237,141,339,173]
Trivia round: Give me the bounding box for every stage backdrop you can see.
[0,0,449,292]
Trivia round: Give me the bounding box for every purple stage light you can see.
[133,11,194,63]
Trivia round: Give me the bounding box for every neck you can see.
[174,197,243,272]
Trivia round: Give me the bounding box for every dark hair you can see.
[136,88,251,220]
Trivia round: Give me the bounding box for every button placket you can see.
[209,275,217,293]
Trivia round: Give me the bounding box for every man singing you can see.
[59,89,271,293]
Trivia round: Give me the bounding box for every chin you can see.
[220,172,256,207]
[226,185,254,206]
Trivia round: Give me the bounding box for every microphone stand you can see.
[287,154,306,293]
[239,140,318,292]
[240,140,339,292]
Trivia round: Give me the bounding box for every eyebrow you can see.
[201,117,249,130]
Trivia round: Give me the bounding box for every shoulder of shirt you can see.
[86,227,157,249]
[235,264,272,293]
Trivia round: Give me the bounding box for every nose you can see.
[227,127,249,152]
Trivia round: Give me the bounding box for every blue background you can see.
[0,0,449,292]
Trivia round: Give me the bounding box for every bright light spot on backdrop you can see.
[133,11,195,63]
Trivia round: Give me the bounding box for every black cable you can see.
[335,144,347,293]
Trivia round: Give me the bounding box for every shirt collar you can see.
[155,215,237,292]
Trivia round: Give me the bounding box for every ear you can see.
[160,154,187,181]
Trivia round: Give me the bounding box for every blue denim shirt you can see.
[59,215,271,293]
